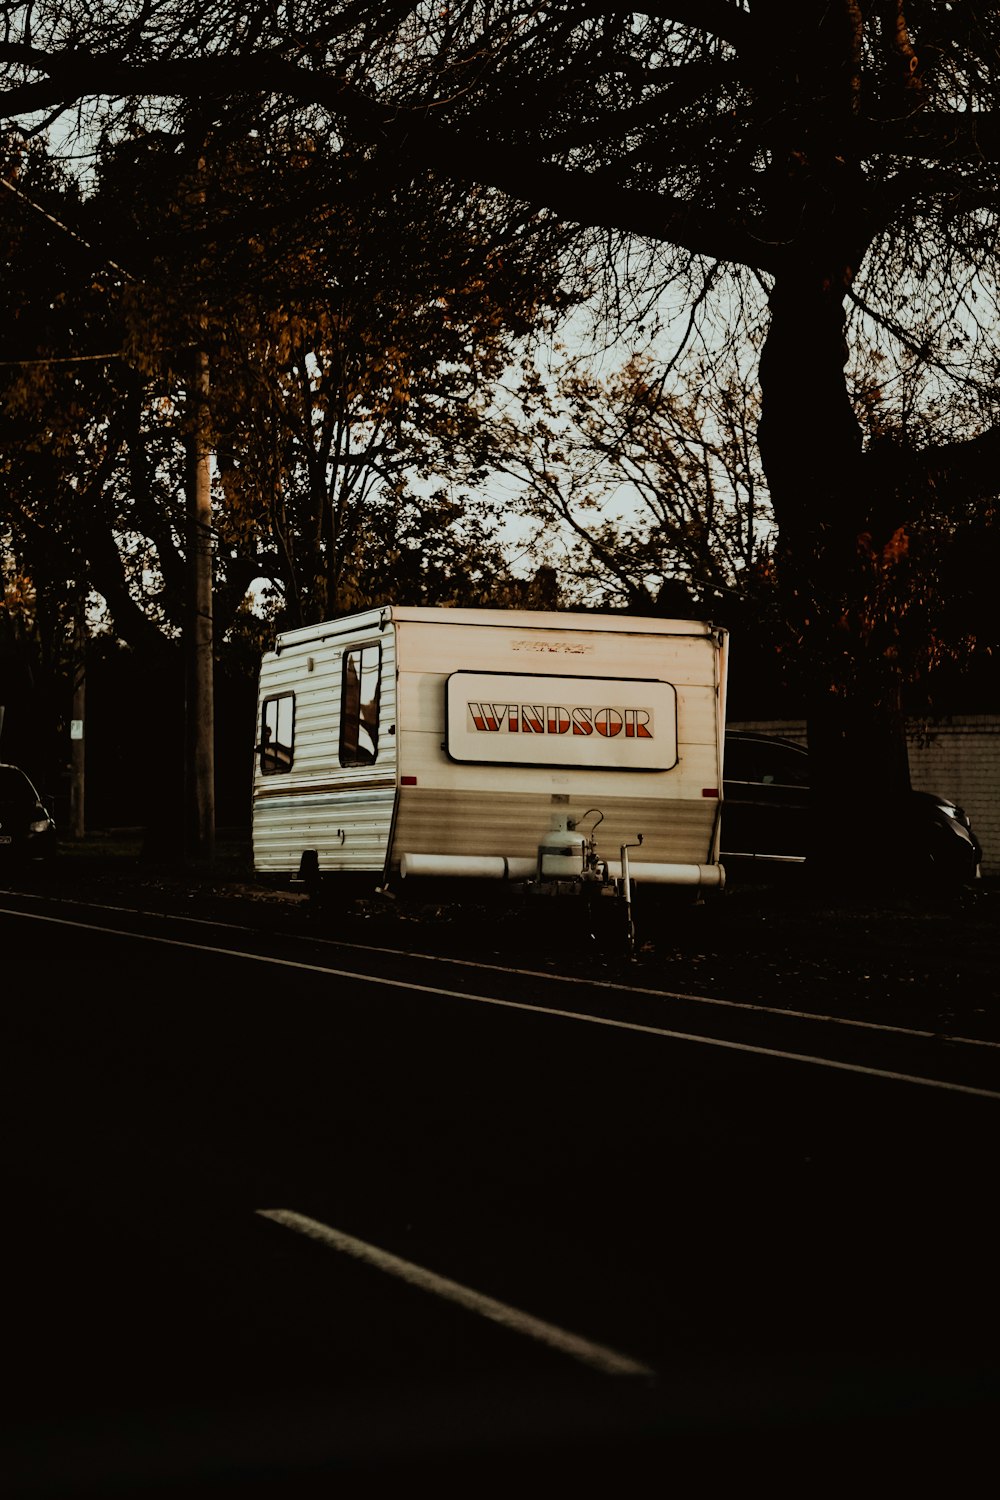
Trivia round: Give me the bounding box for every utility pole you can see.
[185,339,216,863]
[68,589,86,838]
[183,138,216,865]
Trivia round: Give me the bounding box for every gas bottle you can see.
[537,813,586,879]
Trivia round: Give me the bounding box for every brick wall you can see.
[727,716,1000,875]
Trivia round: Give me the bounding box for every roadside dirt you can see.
[7,830,998,1044]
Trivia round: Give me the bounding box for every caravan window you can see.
[259,692,295,774]
[340,644,381,766]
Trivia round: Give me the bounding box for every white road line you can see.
[298,938,1000,1051]
[256,1208,655,1378]
[4,904,1000,1100]
[4,888,997,1053]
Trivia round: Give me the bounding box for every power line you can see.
[0,351,124,366]
[0,344,188,366]
[0,175,137,282]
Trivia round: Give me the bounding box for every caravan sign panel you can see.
[445,672,678,770]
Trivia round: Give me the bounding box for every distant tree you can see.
[491,345,771,618]
[184,134,577,626]
[491,327,1000,718]
[326,485,540,611]
[0,138,110,789]
[7,5,1000,874]
[0,125,576,834]
[1,123,576,633]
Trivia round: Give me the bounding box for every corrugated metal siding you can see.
[252,627,398,875]
[390,787,720,870]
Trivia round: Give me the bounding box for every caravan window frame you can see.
[339,643,382,767]
[259,692,295,775]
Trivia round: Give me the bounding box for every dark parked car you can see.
[721,731,982,885]
[0,763,57,864]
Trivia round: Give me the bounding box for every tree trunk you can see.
[757,265,911,880]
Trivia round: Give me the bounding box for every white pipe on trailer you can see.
[400,852,724,887]
[602,860,725,888]
[400,853,538,881]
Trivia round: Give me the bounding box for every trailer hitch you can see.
[619,834,643,959]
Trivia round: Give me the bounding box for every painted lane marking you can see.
[4,888,996,1054]
[3,905,1000,1100]
[288,937,1000,1051]
[256,1208,655,1378]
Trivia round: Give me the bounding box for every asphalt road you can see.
[3,890,999,1493]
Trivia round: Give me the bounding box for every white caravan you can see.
[251,606,729,928]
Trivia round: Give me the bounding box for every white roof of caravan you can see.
[272,606,723,651]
